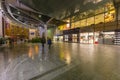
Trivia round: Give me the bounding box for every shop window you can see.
[72,34,78,42]
[64,35,68,41]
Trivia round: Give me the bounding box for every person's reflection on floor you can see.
[39,45,48,61]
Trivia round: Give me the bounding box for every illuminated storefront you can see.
[72,34,78,42]
[80,33,89,44]
[64,35,69,42]
[56,1,117,44]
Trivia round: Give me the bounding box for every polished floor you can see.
[0,42,120,80]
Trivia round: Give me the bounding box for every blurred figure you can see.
[41,35,46,49]
[47,38,52,49]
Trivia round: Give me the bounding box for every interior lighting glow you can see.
[67,23,70,28]
[17,11,20,14]
[38,15,41,18]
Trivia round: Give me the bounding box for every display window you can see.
[72,34,78,42]
[94,32,99,44]
[88,33,94,44]
[103,31,115,44]
[58,36,63,41]
[80,33,89,43]
[103,32,115,39]
[64,35,69,41]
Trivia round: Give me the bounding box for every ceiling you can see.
[3,0,118,27]
[20,0,112,20]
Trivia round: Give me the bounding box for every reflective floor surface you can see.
[0,42,120,80]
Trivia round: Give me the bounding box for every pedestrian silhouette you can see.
[41,35,46,49]
[47,38,52,49]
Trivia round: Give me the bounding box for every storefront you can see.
[98,31,115,44]
[103,31,115,45]
[72,34,78,42]
[94,32,99,44]
[53,35,63,42]
[80,33,89,44]
[63,28,80,42]
[64,35,69,42]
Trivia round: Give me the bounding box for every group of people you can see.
[41,36,52,49]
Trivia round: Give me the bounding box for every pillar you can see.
[0,10,3,38]
[44,24,47,44]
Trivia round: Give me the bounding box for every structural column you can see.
[0,9,3,38]
[44,24,47,44]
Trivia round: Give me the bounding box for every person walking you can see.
[47,38,52,49]
[41,36,46,49]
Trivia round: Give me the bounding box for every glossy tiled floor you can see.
[0,42,120,80]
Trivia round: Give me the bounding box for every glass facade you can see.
[56,1,118,44]
[81,19,87,27]
[95,14,104,24]
[87,17,94,26]
[58,2,115,30]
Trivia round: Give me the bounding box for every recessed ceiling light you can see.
[38,15,41,18]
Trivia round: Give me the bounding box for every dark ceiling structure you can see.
[2,0,120,27]
[20,0,113,19]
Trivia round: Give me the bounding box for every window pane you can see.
[95,14,104,24]
[81,19,87,27]
[87,17,94,26]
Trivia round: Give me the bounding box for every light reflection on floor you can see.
[0,43,120,80]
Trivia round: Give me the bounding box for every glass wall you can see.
[81,19,87,27]
[72,34,78,42]
[95,14,104,24]
[105,10,115,22]
[87,17,94,26]
[74,21,81,28]
[118,6,120,20]
[64,35,68,41]
[59,1,115,32]
[71,23,75,29]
